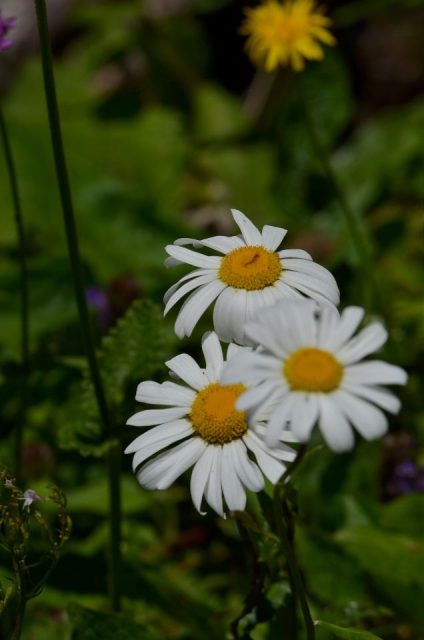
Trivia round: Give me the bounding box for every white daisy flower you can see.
[125,332,297,518]
[164,209,340,345]
[221,301,408,453]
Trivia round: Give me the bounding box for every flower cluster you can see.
[126,209,407,517]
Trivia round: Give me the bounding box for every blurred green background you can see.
[0,0,423,638]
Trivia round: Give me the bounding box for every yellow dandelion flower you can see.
[240,0,336,72]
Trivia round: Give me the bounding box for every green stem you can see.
[273,484,315,640]
[33,0,121,611]
[107,443,122,612]
[0,106,29,481]
[299,81,380,310]
[12,564,27,640]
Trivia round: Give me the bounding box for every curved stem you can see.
[33,0,121,611]
[0,106,29,481]
[298,81,381,311]
[273,483,315,640]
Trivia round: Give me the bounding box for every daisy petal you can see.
[165,244,221,269]
[127,406,189,427]
[156,438,207,490]
[202,331,224,382]
[231,209,262,245]
[336,322,388,365]
[231,440,264,491]
[321,306,364,351]
[318,394,355,453]
[342,383,401,414]
[261,225,287,251]
[174,280,227,338]
[191,446,215,515]
[204,447,225,517]
[344,361,408,386]
[166,353,208,390]
[290,393,319,442]
[176,236,244,254]
[135,381,195,406]
[221,445,246,511]
[334,390,388,441]
[243,433,285,484]
[278,249,312,261]
[125,419,192,454]
[164,273,217,315]
[131,427,193,471]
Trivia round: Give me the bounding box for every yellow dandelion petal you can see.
[240,0,336,72]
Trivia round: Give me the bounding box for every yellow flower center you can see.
[190,383,248,445]
[284,347,343,392]
[218,246,282,290]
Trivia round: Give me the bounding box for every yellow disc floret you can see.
[284,347,343,392]
[190,383,248,445]
[240,0,336,72]
[218,246,282,290]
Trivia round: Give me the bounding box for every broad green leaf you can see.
[335,526,424,587]
[68,602,161,640]
[315,620,382,639]
[58,299,175,455]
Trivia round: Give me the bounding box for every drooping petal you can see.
[125,419,192,454]
[318,394,355,453]
[174,280,227,338]
[221,445,247,511]
[164,274,217,315]
[190,446,216,515]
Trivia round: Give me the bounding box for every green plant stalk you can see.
[273,483,315,640]
[11,563,26,640]
[33,0,121,611]
[0,106,29,481]
[299,82,380,310]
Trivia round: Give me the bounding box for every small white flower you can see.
[125,332,297,518]
[221,301,407,453]
[164,209,340,345]
[20,489,45,509]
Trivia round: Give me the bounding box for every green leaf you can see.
[335,526,424,588]
[315,620,382,640]
[68,602,161,640]
[58,299,175,456]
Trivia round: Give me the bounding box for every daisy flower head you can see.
[221,301,408,453]
[125,332,297,518]
[240,0,336,72]
[164,209,339,346]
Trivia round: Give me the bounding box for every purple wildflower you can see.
[0,13,16,51]
[20,489,45,509]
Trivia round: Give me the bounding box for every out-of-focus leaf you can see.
[66,475,149,516]
[315,620,382,639]
[68,602,161,640]
[380,494,424,538]
[193,83,250,142]
[335,526,424,587]
[296,525,368,606]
